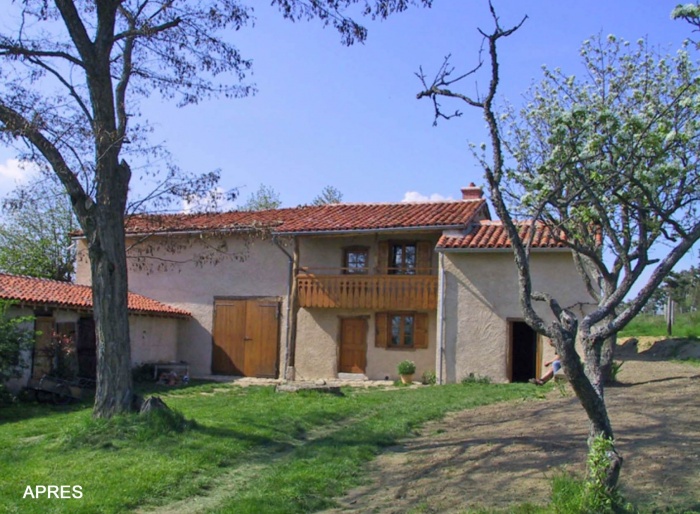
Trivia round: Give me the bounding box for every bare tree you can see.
[0,0,430,418]
[418,2,700,493]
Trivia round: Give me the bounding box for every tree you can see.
[241,184,282,211]
[417,4,700,493]
[0,175,77,281]
[312,185,344,205]
[0,0,430,418]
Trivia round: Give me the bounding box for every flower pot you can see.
[400,373,414,385]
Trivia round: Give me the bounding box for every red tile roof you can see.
[122,200,488,235]
[437,221,568,250]
[0,273,190,317]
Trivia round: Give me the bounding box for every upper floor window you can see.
[390,243,417,275]
[343,246,369,274]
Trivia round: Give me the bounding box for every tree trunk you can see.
[600,334,616,385]
[556,332,623,490]
[88,163,134,418]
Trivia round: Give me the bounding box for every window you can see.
[390,313,415,347]
[343,246,369,274]
[375,312,428,349]
[390,242,416,275]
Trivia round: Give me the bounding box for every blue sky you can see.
[0,0,696,269]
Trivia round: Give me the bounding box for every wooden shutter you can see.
[416,241,433,275]
[375,312,388,348]
[377,241,389,274]
[414,313,429,349]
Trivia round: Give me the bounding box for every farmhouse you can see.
[69,185,591,384]
[0,272,189,391]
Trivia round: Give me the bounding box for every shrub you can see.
[421,370,436,385]
[397,360,416,375]
[0,300,33,385]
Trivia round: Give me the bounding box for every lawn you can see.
[0,381,541,513]
[618,311,700,338]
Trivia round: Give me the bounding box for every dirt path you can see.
[327,341,700,513]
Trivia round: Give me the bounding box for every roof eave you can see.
[437,246,572,253]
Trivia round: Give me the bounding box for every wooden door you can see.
[339,317,367,374]
[212,299,279,377]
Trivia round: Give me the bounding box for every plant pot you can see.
[400,373,414,385]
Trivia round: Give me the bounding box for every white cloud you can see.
[0,159,39,197]
[401,191,453,203]
[0,158,37,182]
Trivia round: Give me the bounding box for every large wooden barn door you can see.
[212,299,280,377]
[339,317,367,374]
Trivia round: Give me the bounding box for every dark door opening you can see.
[76,317,97,379]
[510,321,538,383]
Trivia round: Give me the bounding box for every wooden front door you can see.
[339,317,367,374]
[212,299,280,377]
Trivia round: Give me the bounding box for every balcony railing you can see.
[297,270,438,310]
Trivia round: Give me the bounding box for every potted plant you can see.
[397,360,416,384]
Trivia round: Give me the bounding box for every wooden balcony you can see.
[297,272,438,310]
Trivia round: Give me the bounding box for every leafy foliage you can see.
[240,184,282,211]
[0,175,77,281]
[397,359,416,375]
[502,35,700,332]
[312,185,344,205]
[0,300,33,383]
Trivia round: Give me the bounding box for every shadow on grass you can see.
[0,400,89,426]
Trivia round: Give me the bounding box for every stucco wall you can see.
[295,308,436,381]
[440,250,592,383]
[298,232,440,273]
[78,234,293,376]
[129,315,179,364]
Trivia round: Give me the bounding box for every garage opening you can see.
[509,320,539,383]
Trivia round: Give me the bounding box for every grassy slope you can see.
[0,382,541,514]
[618,312,700,338]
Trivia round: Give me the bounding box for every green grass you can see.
[618,312,700,338]
[0,381,542,513]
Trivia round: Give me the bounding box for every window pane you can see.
[390,243,417,275]
[403,315,414,346]
[345,249,368,274]
[391,316,401,346]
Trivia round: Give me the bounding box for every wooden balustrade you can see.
[297,273,438,310]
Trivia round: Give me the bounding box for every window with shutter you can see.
[375,312,429,349]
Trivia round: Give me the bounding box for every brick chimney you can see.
[461,183,483,200]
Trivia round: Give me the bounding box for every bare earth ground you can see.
[326,339,700,513]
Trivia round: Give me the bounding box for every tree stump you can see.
[139,396,170,414]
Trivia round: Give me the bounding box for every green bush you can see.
[0,300,33,385]
[421,370,436,385]
[397,360,416,375]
